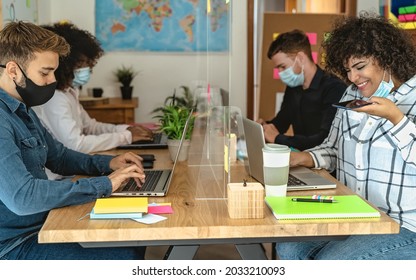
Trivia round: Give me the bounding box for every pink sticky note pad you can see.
[312,52,318,63]
[273,68,280,80]
[306,32,317,45]
[147,205,173,214]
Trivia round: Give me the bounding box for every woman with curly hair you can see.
[277,12,416,260]
[33,22,153,179]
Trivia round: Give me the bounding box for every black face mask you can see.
[0,63,57,107]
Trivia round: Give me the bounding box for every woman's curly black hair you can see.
[322,12,416,85]
[41,22,104,90]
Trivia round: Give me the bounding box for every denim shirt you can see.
[0,89,114,257]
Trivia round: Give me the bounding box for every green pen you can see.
[291,198,338,203]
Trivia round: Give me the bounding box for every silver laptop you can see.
[242,117,336,191]
[112,110,193,196]
[117,132,168,149]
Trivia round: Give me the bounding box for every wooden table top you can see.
[39,143,399,245]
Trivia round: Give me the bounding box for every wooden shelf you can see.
[81,97,139,124]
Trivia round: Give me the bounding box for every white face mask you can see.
[72,67,91,88]
[279,57,304,87]
[372,71,394,98]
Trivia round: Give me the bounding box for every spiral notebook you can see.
[265,195,381,220]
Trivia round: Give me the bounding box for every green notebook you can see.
[265,195,380,220]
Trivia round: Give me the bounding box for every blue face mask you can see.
[372,72,394,98]
[72,67,91,88]
[279,57,304,88]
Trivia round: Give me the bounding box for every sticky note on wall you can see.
[306,32,317,45]
[312,52,318,63]
[273,32,279,40]
[273,68,280,79]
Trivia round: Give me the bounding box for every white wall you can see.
[37,0,247,122]
[357,0,379,15]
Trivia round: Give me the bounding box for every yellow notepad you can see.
[265,195,381,220]
[93,197,148,214]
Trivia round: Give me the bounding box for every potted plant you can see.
[152,85,197,114]
[154,105,195,162]
[152,87,196,161]
[113,65,139,99]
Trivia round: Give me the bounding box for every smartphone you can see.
[142,161,154,169]
[138,154,155,162]
[332,99,372,110]
[138,154,155,169]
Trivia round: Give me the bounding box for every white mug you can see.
[262,143,290,196]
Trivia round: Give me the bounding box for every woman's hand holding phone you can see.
[333,97,404,125]
[332,99,372,110]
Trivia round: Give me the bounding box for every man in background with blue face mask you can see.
[257,30,347,151]
[33,22,153,179]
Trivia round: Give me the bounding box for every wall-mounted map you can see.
[95,0,229,52]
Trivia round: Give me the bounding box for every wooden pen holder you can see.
[227,182,264,219]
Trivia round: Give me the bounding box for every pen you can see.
[291,198,337,203]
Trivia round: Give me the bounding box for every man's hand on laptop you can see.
[290,151,314,168]
[108,164,145,192]
[127,125,154,142]
[256,118,265,125]
[263,123,279,143]
[108,152,146,192]
[109,151,144,170]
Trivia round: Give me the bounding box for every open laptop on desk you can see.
[112,110,193,196]
[242,117,336,191]
[117,132,168,149]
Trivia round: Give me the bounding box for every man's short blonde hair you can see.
[0,21,70,71]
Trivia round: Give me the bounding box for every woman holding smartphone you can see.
[277,12,416,260]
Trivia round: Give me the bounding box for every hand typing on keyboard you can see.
[109,164,145,192]
[108,152,146,192]
[128,125,154,143]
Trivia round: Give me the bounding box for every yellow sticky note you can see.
[273,32,279,40]
[224,144,229,173]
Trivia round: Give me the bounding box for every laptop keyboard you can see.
[121,170,163,192]
[287,174,307,186]
[132,133,162,144]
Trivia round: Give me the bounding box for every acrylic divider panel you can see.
[189,106,249,200]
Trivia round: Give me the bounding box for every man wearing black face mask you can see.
[0,21,147,260]
[0,63,57,107]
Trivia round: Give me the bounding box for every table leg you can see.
[235,243,268,260]
[163,245,200,260]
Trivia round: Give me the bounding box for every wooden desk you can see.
[81,97,138,124]
[38,129,399,260]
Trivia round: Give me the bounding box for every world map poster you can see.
[95,0,230,52]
